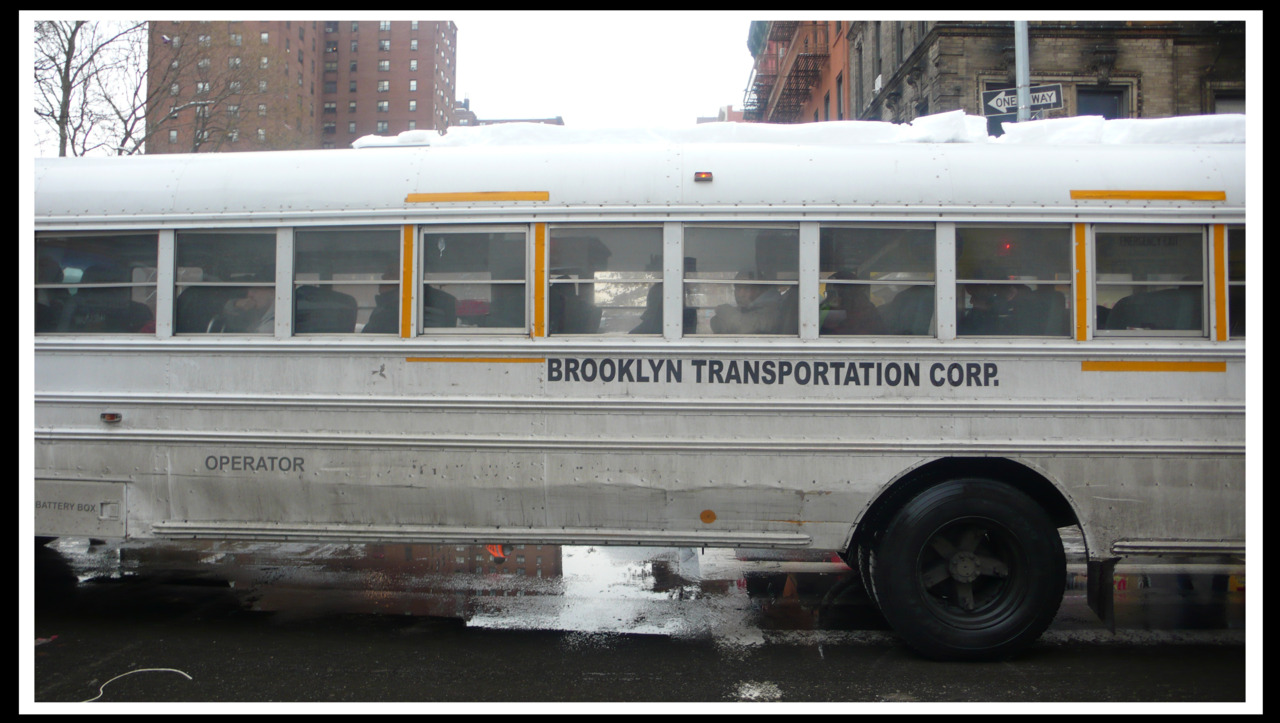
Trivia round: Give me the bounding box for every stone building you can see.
[745,21,1246,134]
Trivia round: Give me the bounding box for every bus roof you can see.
[34,112,1245,228]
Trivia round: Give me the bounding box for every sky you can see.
[453,12,757,127]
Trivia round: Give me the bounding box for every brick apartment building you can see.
[745,21,1245,134]
[146,19,458,153]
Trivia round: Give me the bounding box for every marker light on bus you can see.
[693,171,713,182]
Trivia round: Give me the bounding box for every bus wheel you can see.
[871,478,1065,661]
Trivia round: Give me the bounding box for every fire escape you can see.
[745,22,829,123]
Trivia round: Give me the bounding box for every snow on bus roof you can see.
[350,110,1244,150]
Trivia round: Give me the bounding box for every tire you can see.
[870,478,1065,661]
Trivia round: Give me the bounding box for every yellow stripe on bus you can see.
[1081,361,1227,373]
[1074,223,1088,341]
[1070,190,1226,201]
[405,191,550,203]
[401,225,414,338]
[1213,224,1228,341]
[407,357,546,364]
[533,223,547,338]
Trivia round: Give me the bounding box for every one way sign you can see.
[982,84,1064,116]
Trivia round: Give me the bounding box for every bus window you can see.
[35,233,157,334]
[547,226,662,335]
[422,228,526,331]
[294,227,400,334]
[956,226,1072,336]
[176,230,277,334]
[819,225,935,336]
[1228,227,1244,338]
[1095,227,1204,334]
[684,226,799,336]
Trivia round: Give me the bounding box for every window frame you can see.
[419,224,531,335]
[1092,223,1207,337]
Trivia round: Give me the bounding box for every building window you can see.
[377,80,389,92]
[348,121,357,133]
[836,73,844,120]
[258,103,267,116]
[410,59,418,71]
[379,21,391,31]
[376,121,388,133]
[379,40,390,51]
[260,32,269,44]
[409,80,417,91]
[1077,86,1127,119]
[230,33,242,46]
[408,100,416,112]
[378,60,390,71]
[169,130,177,144]
[1213,91,1245,114]
[377,100,389,113]
[410,39,418,51]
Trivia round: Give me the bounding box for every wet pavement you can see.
[29,532,1252,705]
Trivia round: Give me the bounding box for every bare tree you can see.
[34,20,145,156]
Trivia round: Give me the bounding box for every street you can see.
[29,535,1252,707]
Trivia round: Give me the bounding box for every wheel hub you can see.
[948,550,981,583]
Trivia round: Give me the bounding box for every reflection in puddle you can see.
[45,539,875,638]
[42,536,1242,637]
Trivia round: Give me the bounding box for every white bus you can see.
[32,114,1246,660]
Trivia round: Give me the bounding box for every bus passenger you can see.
[959,283,1027,335]
[710,270,787,334]
[820,271,885,335]
[35,256,68,333]
[211,270,274,333]
[362,270,400,333]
